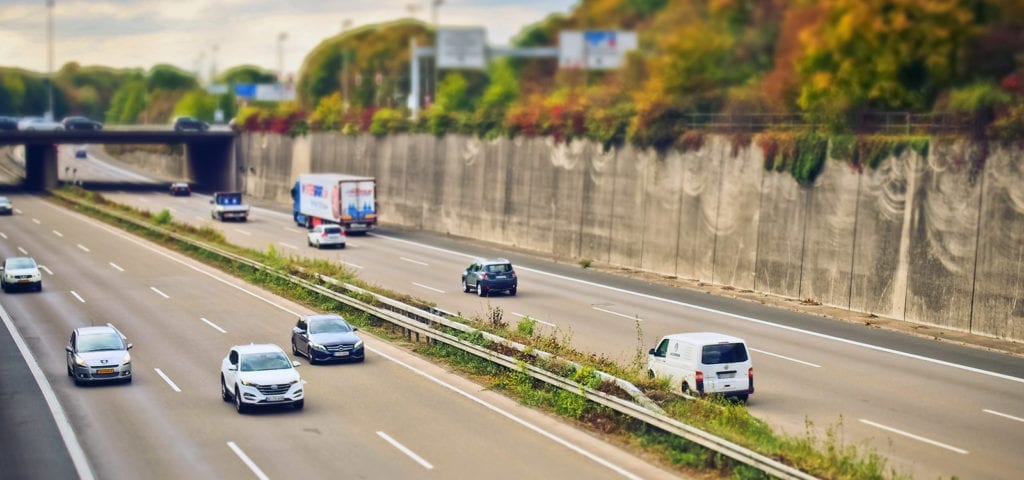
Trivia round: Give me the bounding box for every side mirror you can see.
[292,361,301,368]
[648,348,656,355]
[126,343,133,350]
[209,199,214,204]
[353,327,358,332]
[292,327,304,335]
[227,365,237,371]
[65,345,73,354]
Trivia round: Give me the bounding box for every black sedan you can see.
[0,116,17,131]
[291,314,364,364]
[61,116,103,131]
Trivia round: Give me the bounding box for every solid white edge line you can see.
[749,348,821,368]
[983,409,1024,423]
[400,256,429,266]
[201,317,227,334]
[0,302,96,480]
[109,262,124,272]
[149,287,170,299]
[376,431,434,470]
[368,346,642,480]
[511,312,556,328]
[153,368,181,393]
[858,419,968,454]
[70,291,85,303]
[227,442,269,480]
[371,232,1024,385]
[592,306,642,322]
[412,282,445,294]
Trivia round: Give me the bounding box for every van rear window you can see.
[701,343,748,364]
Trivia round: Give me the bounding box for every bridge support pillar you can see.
[25,144,59,191]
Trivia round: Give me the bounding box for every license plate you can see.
[266,395,284,401]
[97,368,115,374]
[350,223,365,228]
[496,275,506,279]
[334,351,349,357]
[18,280,30,283]
[717,372,736,379]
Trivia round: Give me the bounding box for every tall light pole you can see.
[210,44,219,85]
[277,32,288,82]
[340,20,352,109]
[429,0,443,106]
[46,0,55,119]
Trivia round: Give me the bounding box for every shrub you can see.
[152,209,173,225]
[369,108,410,136]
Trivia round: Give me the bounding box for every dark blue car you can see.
[462,258,518,297]
[291,314,364,364]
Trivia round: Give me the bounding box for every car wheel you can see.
[124,376,132,384]
[462,278,470,293]
[292,339,299,356]
[315,240,321,249]
[477,283,487,297]
[647,369,655,379]
[67,361,73,377]
[293,399,304,410]
[307,238,313,247]
[307,345,317,365]
[235,388,247,413]
[681,382,690,395]
[221,376,231,402]
[339,244,346,249]
[735,394,749,404]
[509,287,517,296]
[36,283,42,292]
[1,281,6,292]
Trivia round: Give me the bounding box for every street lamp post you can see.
[429,0,443,107]
[277,32,288,82]
[46,0,55,120]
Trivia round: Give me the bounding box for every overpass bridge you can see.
[0,129,238,191]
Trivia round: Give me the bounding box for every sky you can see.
[0,0,578,80]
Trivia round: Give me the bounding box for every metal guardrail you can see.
[60,193,817,480]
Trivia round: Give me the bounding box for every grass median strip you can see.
[50,186,902,480]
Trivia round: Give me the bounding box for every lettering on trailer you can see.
[302,183,326,197]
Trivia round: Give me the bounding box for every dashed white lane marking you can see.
[511,312,556,327]
[70,291,85,303]
[31,218,40,224]
[109,262,124,272]
[749,348,821,368]
[17,246,28,255]
[277,242,297,250]
[412,282,445,294]
[342,261,363,269]
[983,409,1024,423]
[154,368,181,393]
[52,230,63,237]
[234,228,252,236]
[377,431,434,470]
[592,306,641,322]
[77,244,90,252]
[39,265,53,275]
[201,317,227,334]
[227,442,269,480]
[150,287,170,299]
[0,232,6,239]
[859,419,968,454]
[400,256,428,266]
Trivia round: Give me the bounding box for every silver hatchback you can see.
[66,325,133,385]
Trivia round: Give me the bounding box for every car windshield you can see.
[485,264,512,273]
[323,227,342,235]
[701,343,749,364]
[6,258,36,269]
[78,332,125,352]
[240,352,292,372]
[309,317,351,334]
[0,197,9,204]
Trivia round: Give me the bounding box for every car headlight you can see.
[287,378,299,385]
[354,340,363,349]
[74,355,88,367]
[121,352,131,365]
[240,379,256,387]
[309,342,326,351]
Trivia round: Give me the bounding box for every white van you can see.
[648,332,753,402]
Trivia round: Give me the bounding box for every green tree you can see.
[172,89,217,121]
[147,64,197,91]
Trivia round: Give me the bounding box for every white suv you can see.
[220,344,304,413]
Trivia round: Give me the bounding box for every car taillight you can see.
[322,232,329,237]
[695,371,705,395]
[511,271,517,278]
[480,273,488,280]
[748,367,754,394]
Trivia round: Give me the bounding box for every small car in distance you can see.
[0,116,18,131]
[74,148,88,159]
[173,116,209,132]
[18,116,64,131]
[462,258,518,297]
[61,116,103,131]
[169,182,191,196]
[66,325,133,385]
[291,314,364,364]
[0,196,12,215]
[1,256,42,292]
[306,224,346,249]
[221,344,304,413]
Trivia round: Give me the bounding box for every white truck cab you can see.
[648,332,753,402]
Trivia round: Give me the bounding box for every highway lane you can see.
[0,194,674,479]
[97,188,1024,479]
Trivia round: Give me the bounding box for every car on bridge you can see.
[173,116,209,132]
[61,116,103,131]
[169,182,191,196]
[17,116,63,131]
[0,196,12,215]
[65,325,133,385]
[1,257,42,292]
[221,343,304,413]
[0,116,17,131]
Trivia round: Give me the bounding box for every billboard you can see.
[558,30,638,70]
[234,83,296,101]
[437,27,487,69]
